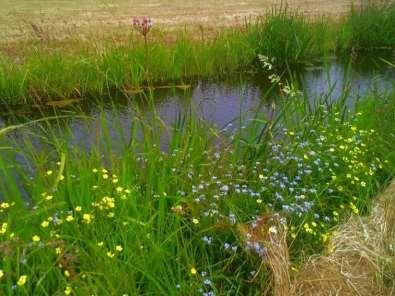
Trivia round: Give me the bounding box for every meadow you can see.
[0,2,395,296]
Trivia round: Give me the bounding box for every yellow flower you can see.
[115,245,123,252]
[82,213,93,224]
[0,270,4,279]
[64,270,70,277]
[45,195,53,201]
[102,174,109,179]
[55,247,62,254]
[65,215,74,222]
[59,175,65,181]
[190,267,197,275]
[256,199,263,204]
[106,251,115,258]
[321,233,329,242]
[17,275,27,286]
[46,170,53,176]
[0,222,8,234]
[75,206,82,212]
[350,202,359,215]
[116,186,123,193]
[65,285,72,295]
[41,220,49,228]
[32,235,41,242]
[192,218,199,225]
[97,241,104,247]
[0,202,10,209]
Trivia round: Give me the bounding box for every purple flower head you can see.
[132,16,153,37]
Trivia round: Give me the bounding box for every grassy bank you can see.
[0,71,395,294]
[1,2,395,104]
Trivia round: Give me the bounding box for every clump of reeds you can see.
[339,1,395,52]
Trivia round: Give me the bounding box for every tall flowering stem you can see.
[132,16,153,50]
[133,16,153,77]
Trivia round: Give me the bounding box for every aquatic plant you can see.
[132,16,153,49]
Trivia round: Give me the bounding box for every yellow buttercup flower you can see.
[82,214,93,224]
[66,215,74,222]
[32,235,41,242]
[115,245,123,252]
[190,267,197,275]
[0,202,10,209]
[17,275,27,286]
[41,220,49,228]
[0,222,8,234]
[65,285,72,295]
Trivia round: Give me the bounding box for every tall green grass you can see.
[1,75,395,294]
[338,2,395,52]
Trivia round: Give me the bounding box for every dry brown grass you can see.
[1,0,356,43]
[238,214,292,296]
[292,183,395,296]
[239,180,395,296]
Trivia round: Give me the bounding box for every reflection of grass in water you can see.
[0,73,395,294]
[1,3,395,104]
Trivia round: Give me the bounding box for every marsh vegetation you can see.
[0,2,395,295]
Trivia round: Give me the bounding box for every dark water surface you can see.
[1,57,395,154]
